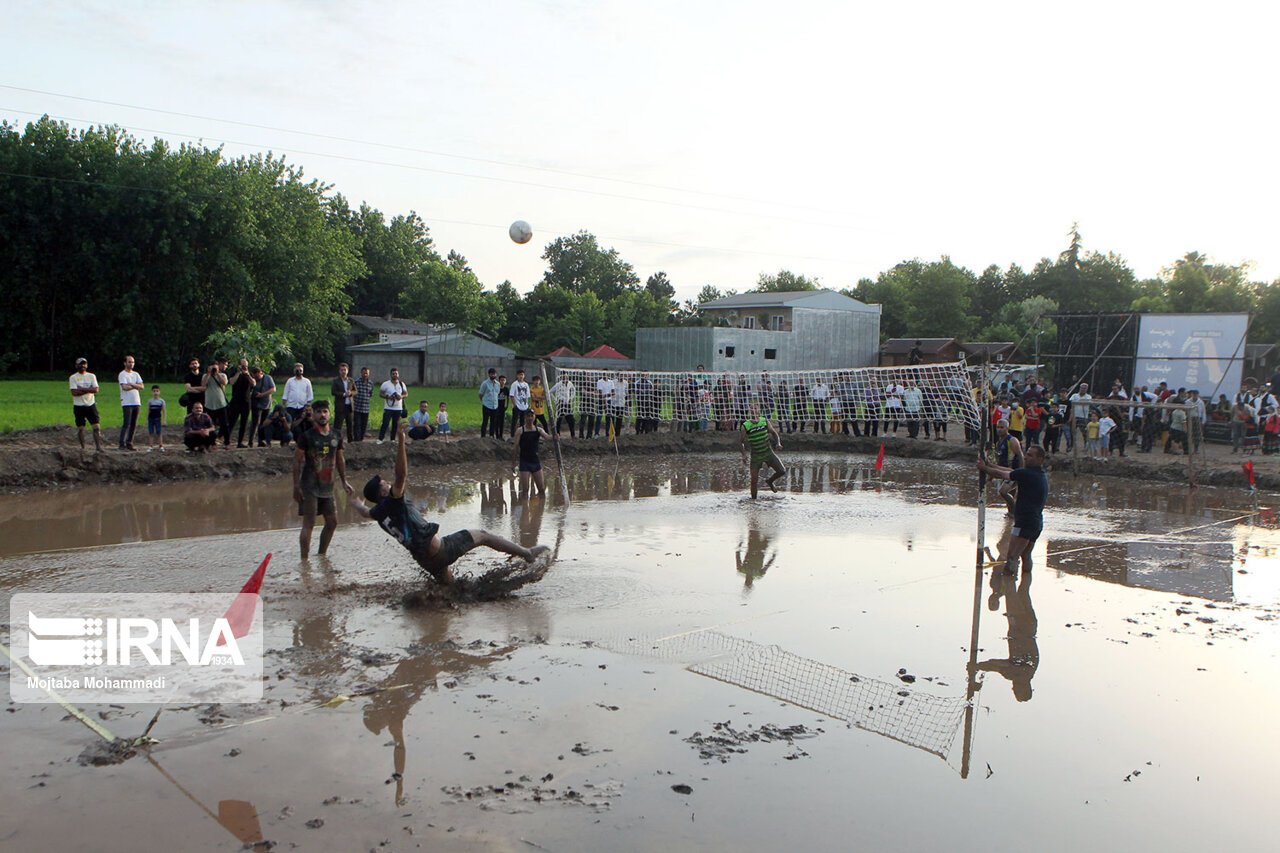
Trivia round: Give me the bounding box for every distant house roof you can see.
[1246,343,1275,360]
[582,344,630,360]
[962,341,1018,358]
[545,346,581,358]
[349,315,437,336]
[699,290,879,313]
[348,327,514,358]
[881,338,960,355]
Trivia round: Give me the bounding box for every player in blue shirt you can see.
[978,444,1048,576]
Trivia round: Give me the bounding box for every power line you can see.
[1,106,859,232]
[0,84,868,221]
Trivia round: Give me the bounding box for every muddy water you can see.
[2,454,1279,852]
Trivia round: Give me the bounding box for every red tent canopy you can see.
[544,346,581,358]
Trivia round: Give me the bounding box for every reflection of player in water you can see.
[352,421,547,585]
[972,520,1039,701]
[362,636,515,806]
[735,523,776,588]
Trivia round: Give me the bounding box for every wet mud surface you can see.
[1,454,1279,851]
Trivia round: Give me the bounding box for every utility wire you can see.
[0,84,868,221]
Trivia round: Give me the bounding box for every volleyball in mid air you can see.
[509,220,533,244]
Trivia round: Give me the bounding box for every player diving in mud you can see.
[352,421,549,586]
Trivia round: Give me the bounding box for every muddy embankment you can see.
[2,423,1274,494]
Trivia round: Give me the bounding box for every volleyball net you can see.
[546,363,983,432]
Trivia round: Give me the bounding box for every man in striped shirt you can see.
[740,402,786,499]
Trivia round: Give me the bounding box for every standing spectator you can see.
[530,375,550,431]
[633,374,655,433]
[713,375,733,430]
[581,381,600,439]
[227,357,255,448]
[330,363,355,442]
[791,380,808,433]
[282,363,314,423]
[551,374,577,437]
[496,375,510,437]
[1187,390,1206,452]
[408,399,436,439]
[435,402,452,442]
[838,373,861,437]
[1166,401,1189,454]
[1258,386,1279,455]
[809,377,830,434]
[861,381,879,437]
[182,357,205,414]
[907,340,924,365]
[1042,398,1064,454]
[776,379,794,435]
[509,369,532,437]
[250,366,275,447]
[1097,409,1116,460]
[352,366,374,442]
[479,368,502,438]
[1107,406,1127,457]
[903,380,924,438]
[145,384,166,452]
[260,404,293,446]
[69,357,103,452]
[1085,410,1102,458]
[883,375,905,434]
[204,361,231,448]
[1023,399,1043,449]
[1231,397,1253,453]
[1006,398,1025,442]
[117,354,143,451]
[607,372,628,436]
[290,404,315,445]
[378,367,408,443]
[1069,383,1092,450]
[183,401,217,452]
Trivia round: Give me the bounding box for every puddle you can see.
[1,454,1278,851]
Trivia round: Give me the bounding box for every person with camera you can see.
[260,404,293,446]
[204,360,231,449]
[227,357,255,448]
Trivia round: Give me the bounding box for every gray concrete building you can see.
[635,290,881,372]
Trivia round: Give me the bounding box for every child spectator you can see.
[145,385,166,452]
[1085,410,1101,458]
[1097,410,1116,460]
[436,401,452,441]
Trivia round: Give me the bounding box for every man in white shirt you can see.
[903,381,924,438]
[1069,383,1093,448]
[378,367,408,443]
[809,379,830,434]
[1187,389,1207,452]
[607,372,628,436]
[70,356,102,452]
[117,354,144,451]
[883,378,905,434]
[551,376,577,437]
[283,363,314,422]
[508,369,532,438]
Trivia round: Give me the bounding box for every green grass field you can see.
[0,379,485,434]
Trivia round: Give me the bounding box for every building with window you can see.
[635,290,881,372]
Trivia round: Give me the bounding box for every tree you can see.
[203,322,293,372]
[644,271,676,308]
[398,256,487,330]
[859,258,975,339]
[753,269,820,292]
[540,231,639,301]
[847,277,910,340]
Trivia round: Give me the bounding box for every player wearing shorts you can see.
[69,357,103,452]
[293,400,353,559]
[993,419,1023,516]
[513,409,557,498]
[353,420,547,585]
[740,403,786,499]
[978,444,1048,576]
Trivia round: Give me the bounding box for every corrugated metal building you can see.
[635,290,881,372]
[346,326,516,386]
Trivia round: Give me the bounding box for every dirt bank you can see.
[1,424,1275,493]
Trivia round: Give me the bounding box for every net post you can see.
[962,360,990,779]
[540,362,571,505]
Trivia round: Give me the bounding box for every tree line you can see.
[2,118,1276,378]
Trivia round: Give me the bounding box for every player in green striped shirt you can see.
[740,402,786,499]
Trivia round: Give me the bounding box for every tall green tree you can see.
[540,231,639,301]
[753,269,820,292]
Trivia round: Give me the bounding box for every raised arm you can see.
[391,419,408,497]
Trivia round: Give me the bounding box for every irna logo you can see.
[27,611,244,667]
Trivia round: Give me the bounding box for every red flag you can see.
[218,553,271,644]
[1243,461,1255,488]
[874,442,885,471]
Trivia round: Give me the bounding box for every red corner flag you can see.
[1243,460,1256,488]
[218,553,271,644]
[874,442,885,471]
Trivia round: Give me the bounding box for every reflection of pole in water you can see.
[962,362,992,780]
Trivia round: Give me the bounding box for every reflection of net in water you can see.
[550,364,982,432]
[593,630,967,761]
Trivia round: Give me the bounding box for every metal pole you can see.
[961,362,990,779]
[540,362,571,505]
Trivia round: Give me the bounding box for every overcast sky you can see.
[5,1,1278,302]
